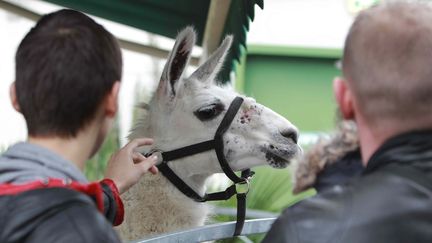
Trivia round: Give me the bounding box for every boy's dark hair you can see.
[15,9,122,137]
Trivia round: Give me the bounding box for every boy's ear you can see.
[9,82,21,113]
[105,81,120,117]
[333,77,354,120]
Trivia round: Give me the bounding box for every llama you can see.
[118,27,300,240]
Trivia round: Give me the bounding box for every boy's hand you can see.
[104,138,158,194]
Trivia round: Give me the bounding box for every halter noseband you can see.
[144,96,254,236]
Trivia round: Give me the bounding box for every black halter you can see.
[144,96,254,236]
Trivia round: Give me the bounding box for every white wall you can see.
[248,0,354,48]
[0,11,30,147]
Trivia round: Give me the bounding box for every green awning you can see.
[42,0,264,82]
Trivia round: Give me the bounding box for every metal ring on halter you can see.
[144,149,164,163]
[234,179,250,195]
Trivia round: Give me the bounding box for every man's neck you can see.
[357,125,382,167]
[356,115,395,167]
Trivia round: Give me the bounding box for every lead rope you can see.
[234,169,254,235]
[144,97,253,236]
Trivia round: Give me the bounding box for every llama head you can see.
[133,27,300,177]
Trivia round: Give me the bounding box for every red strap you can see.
[0,179,104,213]
[100,178,124,226]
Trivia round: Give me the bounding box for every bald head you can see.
[343,1,432,130]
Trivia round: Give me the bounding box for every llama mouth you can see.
[263,144,297,169]
[265,151,290,168]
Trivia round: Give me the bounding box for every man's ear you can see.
[9,82,21,113]
[105,81,120,117]
[333,77,355,120]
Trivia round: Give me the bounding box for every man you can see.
[0,9,157,242]
[264,2,432,242]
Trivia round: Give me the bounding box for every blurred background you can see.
[0,0,378,241]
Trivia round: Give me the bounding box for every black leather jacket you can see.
[313,149,363,192]
[264,130,432,243]
[0,180,122,243]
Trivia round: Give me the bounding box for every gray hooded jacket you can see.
[0,142,121,243]
[0,142,87,184]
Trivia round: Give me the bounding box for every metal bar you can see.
[200,0,232,62]
[131,218,276,243]
[213,206,279,219]
[0,0,199,66]
[0,0,39,21]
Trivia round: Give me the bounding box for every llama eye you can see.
[194,103,224,121]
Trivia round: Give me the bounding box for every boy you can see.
[0,9,157,242]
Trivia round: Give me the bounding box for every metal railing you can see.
[132,218,276,243]
[213,207,279,219]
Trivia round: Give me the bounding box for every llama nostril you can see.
[280,129,298,144]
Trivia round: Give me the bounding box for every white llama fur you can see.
[118,27,300,240]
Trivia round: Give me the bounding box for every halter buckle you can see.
[235,179,250,195]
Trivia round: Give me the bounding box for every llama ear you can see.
[157,27,196,97]
[190,35,233,83]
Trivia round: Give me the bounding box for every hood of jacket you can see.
[292,121,361,194]
[0,142,87,184]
